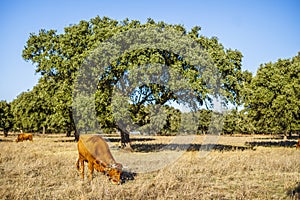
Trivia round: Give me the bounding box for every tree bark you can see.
[3,129,8,137]
[66,123,71,137]
[70,112,78,140]
[74,129,80,141]
[118,127,132,151]
[66,130,71,137]
[288,130,292,138]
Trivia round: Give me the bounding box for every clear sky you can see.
[0,0,299,102]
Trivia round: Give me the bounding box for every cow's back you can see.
[26,134,33,141]
[78,135,115,164]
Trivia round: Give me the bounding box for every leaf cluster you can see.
[15,16,251,136]
[244,52,300,134]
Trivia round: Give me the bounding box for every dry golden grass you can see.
[0,133,299,199]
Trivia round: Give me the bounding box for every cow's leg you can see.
[76,158,80,171]
[78,155,85,179]
[88,161,94,181]
[80,160,85,179]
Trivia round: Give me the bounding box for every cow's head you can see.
[94,160,123,184]
[106,163,123,185]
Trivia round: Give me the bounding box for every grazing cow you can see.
[15,133,33,142]
[296,139,300,149]
[76,134,123,184]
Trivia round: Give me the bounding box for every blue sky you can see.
[0,0,299,102]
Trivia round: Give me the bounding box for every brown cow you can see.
[76,134,123,184]
[296,139,300,149]
[15,133,33,142]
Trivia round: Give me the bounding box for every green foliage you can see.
[198,109,213,134]
[0,101,14,136]
[236,110,255,134]
[244,52,300,134]
[223,109,255,134]
[128,104,181,135]
[11,84,51,133]
[21,16,248,139]
[223,110,236,134]
[163,106,181,135]
[180,112,199,134]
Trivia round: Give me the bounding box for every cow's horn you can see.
[111,163,117,168]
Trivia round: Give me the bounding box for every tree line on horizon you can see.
[0,16,299,145]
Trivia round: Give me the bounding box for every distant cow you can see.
[296,139,300,149]
[15,133,33,142]
[76,135,123,184]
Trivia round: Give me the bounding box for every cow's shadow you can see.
[286,183,300,199]
[121,170,136,184]
[0,138,14,142]
[131,143,253,153]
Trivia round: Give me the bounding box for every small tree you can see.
[222,110,237,135]
[244,52,300,135]
[0,101,14,137]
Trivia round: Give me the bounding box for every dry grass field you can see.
[0,133,299,199]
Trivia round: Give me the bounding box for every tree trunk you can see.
[3,129,8,137]
[118,127,132,151]
[288,130,292,138]
[74,129,80,141]
[70,112,78,140]
[66,123,71,137]
[66,130,71,137]
[42,126,46,134]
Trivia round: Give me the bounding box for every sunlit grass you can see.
[0,134,299,199]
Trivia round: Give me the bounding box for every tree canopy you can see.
[18,16,246,143]
[0,101,14,137]
[244,52,300,135]
[3,16,298,142]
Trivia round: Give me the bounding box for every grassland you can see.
[0,133,299,199]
